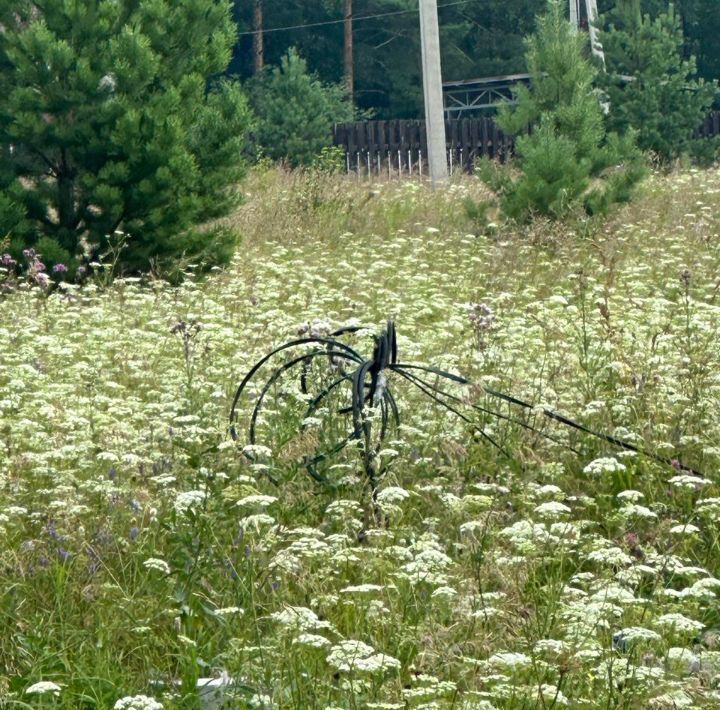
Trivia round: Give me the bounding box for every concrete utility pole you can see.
[344,0,354,103]
[584,0,605,67]
[419,0,447,188]
[569,0,580,29]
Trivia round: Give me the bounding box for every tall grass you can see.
[1,166,720,707]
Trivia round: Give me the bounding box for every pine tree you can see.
[599,1,718,163]
[249,48,354,167]
[0,0,252,276]
[484,0,645,221]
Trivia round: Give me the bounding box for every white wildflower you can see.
[668,523,700,535]
[534,501,571,517]
[487,652,531,670]
[583,457,626,476]
[237,494,278,508]
[294,633,331,649]
[271,606,331,632]
[669,474,709,490]
[143,558,170,575]
[617,490,644,502]
[326,640,400,673]
[654,613,704,634]
[376,486,410,505]
[114,696,164,710]
[25,681,62,696]
[173,489,206,516]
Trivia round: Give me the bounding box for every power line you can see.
[236,0,472,37]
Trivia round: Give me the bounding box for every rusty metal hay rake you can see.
[229,320,702,491]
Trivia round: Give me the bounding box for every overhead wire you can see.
[236,0,473,37]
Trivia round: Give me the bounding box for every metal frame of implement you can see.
[230,321,702,490]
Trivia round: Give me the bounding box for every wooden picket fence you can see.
[333,111,720,178]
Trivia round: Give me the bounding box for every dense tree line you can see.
[230,1,720,118]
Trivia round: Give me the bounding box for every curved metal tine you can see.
[303,429,364,482]
[483,387,704,477]
[248,350,362,445]
[304,372,355,420]
[229,337,364,424]
[330,325,365,338]
[299,354,313,395]
[387,320,398,364]
[390,361,469,384]
[352,361,373,439]
[397,368,579,455]
[379,396,389,441]
[383,387,401,428]
[392,367,513,461]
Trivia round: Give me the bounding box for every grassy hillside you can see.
[2,168,720,708]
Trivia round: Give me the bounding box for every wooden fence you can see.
[332,118,514,177]
[334,111,720,177]
[695,111,720,139]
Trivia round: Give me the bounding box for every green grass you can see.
[2,166,720,708]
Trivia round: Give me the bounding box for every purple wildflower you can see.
[1,253,15,266]
[53,263,68,273]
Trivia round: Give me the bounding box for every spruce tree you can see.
[485,0,645,221]
[249,49,354,168]
[599,1,718,164]
[0,1,252,276]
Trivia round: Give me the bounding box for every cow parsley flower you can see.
[294,633,331,649]
[534,501,571,517]
[668,523,700,535]
[114,696,164,710]
[271,606,331,632]
[669,475,709,490]
[143,558,170,575]
[376,486,410,505]
[237,494,278,508]
[173,489,206,516]
[25,681,62,696]
[613,626,661,645]
[487,652,531,670]
[654,613,704,634]
[326,640,401,673]
[583,457,626,476]
[617,489,644,502]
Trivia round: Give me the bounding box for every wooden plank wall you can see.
[334,111,720,177]
[333,118,515,176]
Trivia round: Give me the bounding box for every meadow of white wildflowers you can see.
[2,167,720,708]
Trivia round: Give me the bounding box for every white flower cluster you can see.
[583,457,626,476]
[113,696,164,710]
[326,640,401,673]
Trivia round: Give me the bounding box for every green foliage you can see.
[4,168,720,706]
[0,0,252,277]
[249,48,354,167]
[486,0,645,221]
[230,2,720,120]
[600,2,718,163]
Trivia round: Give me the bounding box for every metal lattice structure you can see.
[441,1,605,119]
[442,74,531,118]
